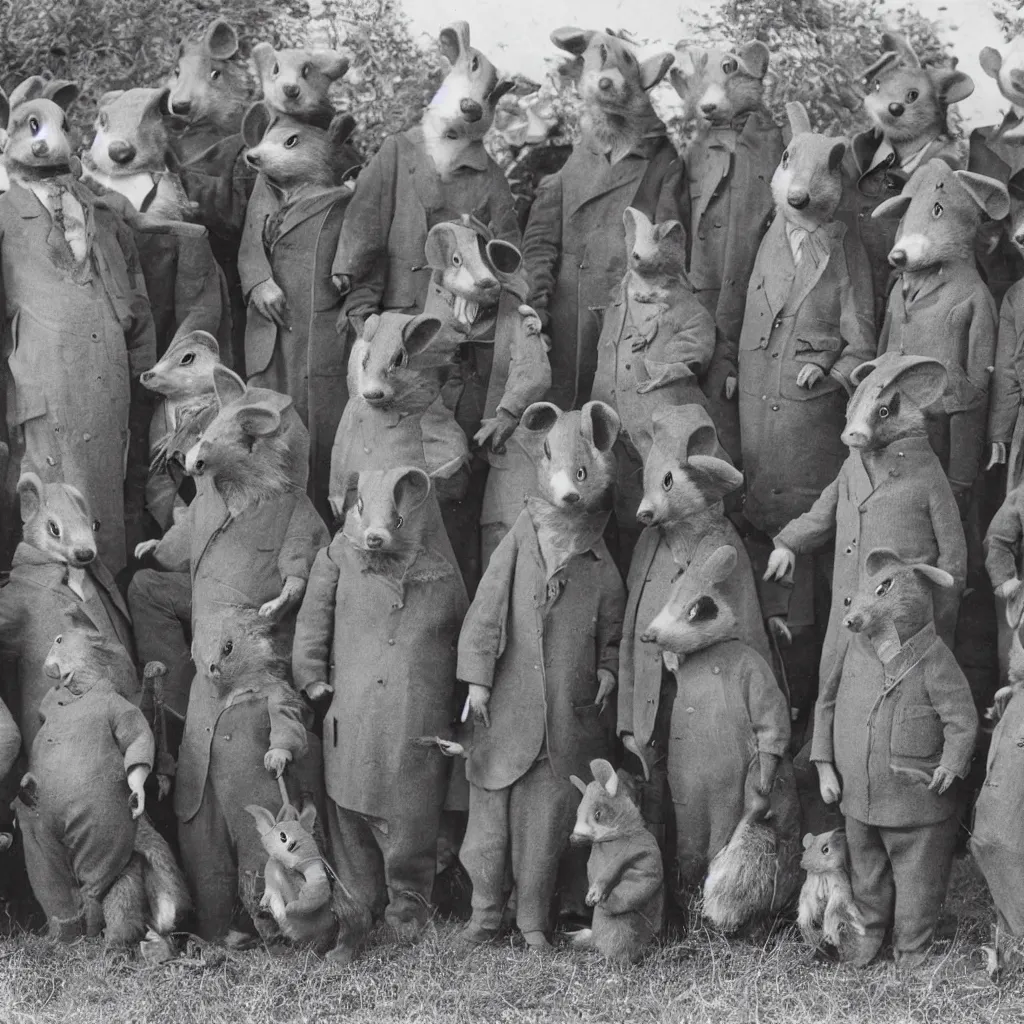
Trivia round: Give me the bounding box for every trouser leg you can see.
[460,782,510,932]
[844,815,893,965]
[17,806,83,938]
[324,800,387,943]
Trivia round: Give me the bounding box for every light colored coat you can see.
[989,279,1024,490]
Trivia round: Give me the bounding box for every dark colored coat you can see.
[618,523,770,748]
[292,532,467,825]
[522,134,683,409]
[738,216,876,534]
[877,264,997,491]
[240,182,353,519]
[989,279,1024,490]
[838,129,967,328]
[333,127,519,320]
[687,110,784,459]
[457,507,625,790]
[0,182,157,575]
[776,437,967,682]
[811,623,977,827]
[984,484,1024,588]
[0,543,135,748]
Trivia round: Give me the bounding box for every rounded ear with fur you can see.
[687,454,744,500]
[980,46,1004,80]
[658,221,684,242]
[849,360,877,388]
[570,775,588,796]
[297,803,317,833]
[17,472,43,524]
[439,21,471,65]
[703,544,738,584]
[911,564,956,589]
[934,69,975,108]
[590,758,618,795]
[391,466,432,516]
[955,170,1011,221]
[44,80,80,111]
[173,329,220,357]
[864,547,906,576]
[520,401,562,435]
[241,102,273,149]
[212,364,247,406]
[735,40,770,79]
[486,239,522,276]
[785,101,812,137]
[328,113,358,152]
[551,27,594,56]
[311,49,351,80]
[880,32,920,69]
[489,79,518,105]
[892,358,948,409]
[802,833,815,851]
[236,402,283,438]
[871,193,914,220]
[251,42,276,81]
[580,401,621,453]
[423,223,458,271]
[205,19,240,61]
[828,141,848,173]
[8,76,48,109]
[144,86,171,121]
[244,805,277,836]
[402,314,444,357]
[640,52,675,91]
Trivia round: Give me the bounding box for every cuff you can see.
[457,650,496,689]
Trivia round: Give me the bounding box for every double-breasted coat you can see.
[522,133,683,410]
[739,216,876,535]
[240,183,353,520]
[877,265,998,492]
[292,531,468,828]
[0,181,157,575]
[457,506,625,791]
[333,127,519,322]
[686,109,784,459]
[0,542,135,748]
[989,279,1024,490]
[811,623,977,827]
[775,437,967,682]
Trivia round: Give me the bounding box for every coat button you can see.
[624,363,630,370]
[712,666,720,675]
[772,352,779,358]
[46,456,57,466]
[377,679,384,686]
[647,698,656,704]
[83,432,91,441]
[91,332,99,341]
[897,451,905,458]
[846,547,852,554]
[761,394,767,401]
[771,404,780,411]
[686,706,695,713]
[843,597,852,607]
[223,734,230,741]
[388,639,395,645]
[771,487,781,495]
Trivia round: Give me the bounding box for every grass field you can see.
[0,857,1021,1024]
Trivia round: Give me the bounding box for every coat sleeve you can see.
[153,510,192,571]
[111,696,156,773]
[646,299,716,383]
[487,164,522,246]
[237,175,277,298]
[498,306,552,419]
[267,688,310,760]
[774,470,842,552]
[172,236,225,340]
[279,500,330,582]
[616,536,650,737]
[831,229,877,388]
[875,299,893,356]
[741,650,790,758]
[0,583,26,650]
[926,651,978,778]
[984,494,1023,588]
[116,219,158,378]
[177,145,256,243]
[929,471,968,640]
[596,569,626,678]
[947,295,996,491]
[291,545,340,694]
[457,523,518,687]
[0,698,19,782]
[988,288,1023,446]
[810,643,846,763]
[522,172,564,333]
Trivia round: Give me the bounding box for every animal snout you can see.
[888,247,908,268]
[43,658,61,680]
[598,76,615,92]
[364,531,386,550]
[841,428,869,449]
[636,504,655,526]
[787,190,811,210]
[569,830,590,846]
[282,83,301,100]
[460,98,483,122]
[108,140,137,165]
[31,140,48,158]
[361,387,387,405]
[699,101,718,116]
[140,370,154,384]
[639,630,656,644]
[888,102,905,118]
[561,491,581,506]
[843,612,864,633]
[209,662,220,676]
[72,547,96,566]
[170,99,192,116]
[1011,69,1024,92]
[244,149,262,168]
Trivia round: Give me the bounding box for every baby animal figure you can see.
[797,829,865,951]
[568,759,664,963]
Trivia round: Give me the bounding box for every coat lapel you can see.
[784,221,844,314]
[694,132,733,228]
[90,559,131,624]
[564,141,651,220]
[849,451,875,508]
[271,186,350,246]
[761,218,795,314]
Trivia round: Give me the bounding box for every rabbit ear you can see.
[551,27,594,57]
[785,101,812,136]
[980,46,1004,79]
[911,564,956,590]
[703,544,738,584]
[205,19,240,60]
[309,49,350,81]
[580,401,620,453]
[802,833,815,851]
[828,141,847,173]
[423,222,458,271]
[235,401,283,438]
[212,364,247,406]
[590,758,618,796]
[297,803,317,833]
[570,775,588,796]
[438,22,471,65]
[402,314,444,358]
[871,193,913,220]
[880,32,920,69]
[241,101,272,149]
[245,805,277,836]
[955,170,1011,221]
[391,466,431,517]
[17,472,43,525]
[864,547,906,577]
[639,52,675,91]
[734,40,770,79]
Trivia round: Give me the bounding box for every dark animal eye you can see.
[822,844,829,855]
[932,202,943,218]
[98,113,108,129]
[906,89,919,103]
[55,635,62,644]
[301,63,310,79]
[48,520,60,537]
[210,69,221,81]
[576,467,587,482]
[543,439,551,459]
[594,809,602,822]
[721,58,738,74]
[180,352,195,366]
[393,348,407,369]
[285,134,300,149]
[279,831,287,842]
[471,56,480,72]
[451,251,462,267]
[395,514,404,529]
[92,520,101,532]
[781,150,789,169]
[875,578,893,597]
[272,62,280,76]
[878,406,889,419]
[662,471,673,491]
[222,640,234,656]
[29,117,40,135]
[687,595,718,622]
[599,44,609,65]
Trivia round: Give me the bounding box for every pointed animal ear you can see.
[489,79,518,105]
[144,87,171,121]
[297,803,318,833]
[911,563,956,589]
[43,80,79,111]
[328,113,357,151]
[241,102,272,149]
[590,758,618,795]
[98,89,125,108]
[980,46,1004,80]
[934,68,975,108]
[802,832,815,851]
[251,42,277,81]
[828,141,847,173]
[580,401,620,453]
[639,52,675,91]
[657,220,684,243]
[175,329,220,357]
[703,545,738,584]
[244,805,277,836]
[439,21,471,65]
[849,360,877,388]
[785,101,812,137]
[485,239,522,276]
[893,357,948,409]
[622,206,644,252]
[570,774,588,796]
[310,49,350,80]
[402,314,444,358]
[871,193,913,220]
[236,400,283,438]
[212,364,247,406]
[687,454,744,499]
[423,223,458,270]
[551,27,594,57]
[205,19,240,60]
[880,32,920,69]
[955,170,1010,221]
[864,547,906,577]
[860,51,901,86]
[17,472,43,525]
[521,401,562,436]
[9,76,47,108]
[735,40,770,79]
[392,466,431,516]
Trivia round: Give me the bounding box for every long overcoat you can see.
[738,216,876,534]
[457,506,625,791]
[989,279,1024,490]
[0,182,156,575]
[838,129,967,327]
[877,264,997,491]
[0,543,135,748]
[686,109,784,459]
[241,183,353,520]
[811,622,977,827]
[0,698,18,783]
[522,133,683,410]
[333,127,519,321]
[775,437,967,683]
[292,531,468,828]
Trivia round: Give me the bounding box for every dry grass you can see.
[0,858,1022,1024]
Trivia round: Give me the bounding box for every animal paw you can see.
[259,576,305,621]
[767,616,792,646]
[140,929,177,964]
[796,364,825,389]
[143,661,167,681]
[17,773,38,808]
[304,681,334,702]
[135,539,159,560]
[264,748,292,778]
[585,883,605,907]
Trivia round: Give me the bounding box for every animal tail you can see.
[567,927,595,949]
[134,814,192,935]
[702,818,779,933]
[102,853,148,946]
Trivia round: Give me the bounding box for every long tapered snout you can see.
[843,610,864,633]
[888,247,908,268]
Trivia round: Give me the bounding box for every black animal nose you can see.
[639,631,655,643]
[636,508,654,525]
[209,663,218,674]
[700,102,717,114]
[244,150,261,168]
[140,370,154,384]
[31,141,48,158]
[73,547,95,564]
[282,83,301,99]
[365,534,383,549]
[192,458,206,473]
[460,99,483,122]
[889,248,908,268]
[108,141,136,165]
[362,388,385,402]
[598,76,614,92]
[562,492,581,505]
[171,99,192,116]
[788,192,811,210]
[888,102,905,118]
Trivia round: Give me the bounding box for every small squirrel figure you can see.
[796,829,866,951]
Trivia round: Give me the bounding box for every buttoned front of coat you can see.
[457,509,625,790]
[812,624,977,827]
[738,216,875,534]
[776,438,966,682]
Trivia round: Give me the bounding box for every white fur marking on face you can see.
[698,82,727,111]
[894,233,930,264]
[549,469,576,503]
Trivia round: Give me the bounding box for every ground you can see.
[0,858,1022,1024]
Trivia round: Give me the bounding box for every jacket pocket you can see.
[891,703,944,760]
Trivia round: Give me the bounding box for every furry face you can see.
[771,105,846,232]
[800,829,850,873]
[570,759,644,845]
[980,37,1024,110]
[247,802,320,867]
[193,609,288,694]
[89,88,169,176]
[623,207,687,283]
[340,466,431,555]
[43,614,136,697]
[167,19,254,131]
[669,43,768,125]
[18,473,99,567]
[252,44,349,123]
[140,330,221,401]
[4,98,74,174]
[424,220,510,306]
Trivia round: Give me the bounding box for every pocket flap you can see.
[891,703,944,759]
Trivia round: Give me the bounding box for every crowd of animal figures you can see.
[2,15,1024,974]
